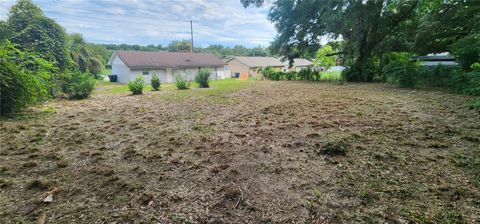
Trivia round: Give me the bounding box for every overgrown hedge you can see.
[259,67,342,82]
[382,53,480,109]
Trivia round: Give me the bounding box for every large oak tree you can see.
[241,0,419,81]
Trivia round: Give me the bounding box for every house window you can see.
[143,69,149,75]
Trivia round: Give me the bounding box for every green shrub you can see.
[298,68,321,81]
[258,66,276,80]
[128,76,145,95]
[175,74,190,90]
[195,68,210,88]
[451,35,480,71]
[286,71,298,80]
[382,52,418,88]
[463,63,480,95]
[0,61,39,116]
[0,40,55,115]
[151,73,160,91]
[61,71,96,99]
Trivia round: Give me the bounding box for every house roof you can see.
[292,58,313,67]
[107,50,225,69]
[227,56,284,68]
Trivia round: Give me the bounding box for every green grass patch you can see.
[319,71,342,82]
[95,79,252,95]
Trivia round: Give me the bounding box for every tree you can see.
[67,33,104,77]
[6,0,69,70]
[167,40,192,52]
[314,45,335,70]
[241,0,420,82]
[412,1,480,70]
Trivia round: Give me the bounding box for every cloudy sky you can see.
[0,0,276,47]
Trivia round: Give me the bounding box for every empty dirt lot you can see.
[1,81,479,223]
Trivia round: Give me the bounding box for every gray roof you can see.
[415,55,456,61]
[228,56,284,68]
[108,50,225,69]
[292,58,313,67]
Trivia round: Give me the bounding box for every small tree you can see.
[175,74,190,90]
[195,68,211,88]
[151,73,160,91]
[128,76,145,95]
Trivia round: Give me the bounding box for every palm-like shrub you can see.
[128,76,145,95]
[195,68,211,88]
[175,74,190,90]
[151,73,161,91]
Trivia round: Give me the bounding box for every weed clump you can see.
[26,179,52,190]
[317,139,349,156]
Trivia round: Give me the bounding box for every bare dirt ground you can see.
[1,81,479,223]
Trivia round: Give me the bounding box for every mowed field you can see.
[1,80,479,223]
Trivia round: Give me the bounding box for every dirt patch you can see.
[0,81,479,223]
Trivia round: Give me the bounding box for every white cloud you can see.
[0,0,276,47]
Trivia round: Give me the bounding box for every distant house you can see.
[414,55,459,67]
[285,59,314,71]
[225,56,284,78]
[107,51,225,84]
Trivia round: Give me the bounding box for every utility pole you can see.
[190,20,194,52]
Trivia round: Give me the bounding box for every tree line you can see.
[96,41,270,62]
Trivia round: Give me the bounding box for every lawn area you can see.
[1,80,479,223]
[95,78,252,94]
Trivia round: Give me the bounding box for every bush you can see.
[286,71,298,80]
[151,73,160,91]
[0,40,55,115]
[0,61,39,116]
[258,66,276,80]
[128,76,144,95]
[61,70,96,99]
[463,63,480,95]
[298,68,319,81]
[195,68,210,88]
[175,74,190,90]
[383,56,418,88]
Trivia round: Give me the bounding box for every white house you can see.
[107,51,226,84]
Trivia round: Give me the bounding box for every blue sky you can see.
[0,0,276,47]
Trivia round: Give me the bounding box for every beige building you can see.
[225,56,284,78]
